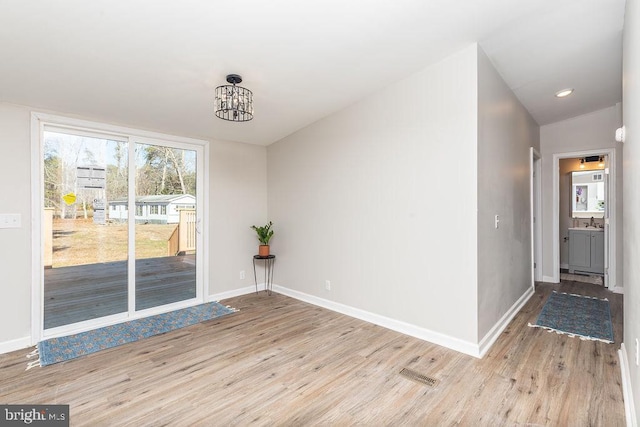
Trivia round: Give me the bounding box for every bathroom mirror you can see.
[571,170,605,218]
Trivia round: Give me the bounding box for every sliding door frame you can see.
[30,112,209,344]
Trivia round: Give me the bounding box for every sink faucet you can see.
[590,216,595,227]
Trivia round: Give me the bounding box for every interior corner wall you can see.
[267,44,479,344]
[0,103,33,348]
[622,0,640,420]
[0,101,268,352]
[539,106,623,285]
[476,47,540,339]
[207,139,268,296]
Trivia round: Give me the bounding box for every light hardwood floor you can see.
[0,281,624,426]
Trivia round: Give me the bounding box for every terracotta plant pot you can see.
[259,245,270,256]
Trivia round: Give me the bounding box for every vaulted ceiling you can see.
[0,0,625,145]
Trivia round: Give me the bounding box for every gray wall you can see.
[0,102,267,350]
[622,0,640,420]
[268,45,480,344]
[540,106,623,285]
[208,138,268,294]
[476,47,540,340]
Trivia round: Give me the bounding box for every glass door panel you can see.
[134,143,197,311]
[43,130,128,329]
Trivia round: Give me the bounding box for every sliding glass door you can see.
[134,142,198,311]
[42,126,203,333]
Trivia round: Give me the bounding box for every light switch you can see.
[0,214,21,229]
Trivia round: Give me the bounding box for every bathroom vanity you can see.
[568,228,604,274]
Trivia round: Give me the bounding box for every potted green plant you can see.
[251,221,274,256]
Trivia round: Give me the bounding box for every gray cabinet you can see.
[568,229,604,274]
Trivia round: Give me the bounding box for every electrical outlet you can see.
[325,280,331,291]
[0,214,21,229]
[635,338,639,366]
[240,270,245,280]
[494,214,500,229]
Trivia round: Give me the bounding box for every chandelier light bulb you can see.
[215,74,254,122]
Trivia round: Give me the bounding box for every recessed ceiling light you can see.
[555,88,574,98]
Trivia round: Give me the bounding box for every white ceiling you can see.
[0,0,625,145]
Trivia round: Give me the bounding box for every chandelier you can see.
[215,74,254,122]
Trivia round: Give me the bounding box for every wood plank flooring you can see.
[44,255,196,329]
[0,280,624,426]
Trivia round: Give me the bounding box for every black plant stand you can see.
[253,255,275,295]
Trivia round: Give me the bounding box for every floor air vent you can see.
[399,367,438,387]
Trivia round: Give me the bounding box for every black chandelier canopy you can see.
[215,74,254,122]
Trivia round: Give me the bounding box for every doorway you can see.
[552,149,616,289]
[32,114,207,341]
[530,147,542,286]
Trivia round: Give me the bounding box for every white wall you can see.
[540,106,623,284]
[0,101,267,352]
[208,138,268,295]
[268,45,480,345]
[0,103,33,351]
[476,47,540,339]
[622,0,640,420]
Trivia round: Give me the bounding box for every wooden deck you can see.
[44,255,196,329]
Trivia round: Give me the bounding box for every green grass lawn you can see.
[52,219,178,268]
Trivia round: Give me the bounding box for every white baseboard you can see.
[212,283,534,359]
[619,343,638,427]
[612,286,624,295]
[0,336,32,355]
[560,263,569,269]
[478,287,534,358]
[543,275,559,283]
[208,284,264,302]
[272,284,480,358]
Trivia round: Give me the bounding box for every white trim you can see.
[202,142,210,300]
[530,147,542,286]
[32,112,208,147]
[127,128,136,317]
[612,286,625,295]
[552,148,616,288]
[0,336,32,355]
[543,275,559,283]
[478,287,534,357]
[619,343,638,427]
[560,263,569,270]
[31,112,209,343]
[272,284,480,358]
[30,114,44,345]
[208,283,531,359]
[208,285,260,302]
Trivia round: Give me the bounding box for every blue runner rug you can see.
[528,291,613,343]
[34,301,237,367]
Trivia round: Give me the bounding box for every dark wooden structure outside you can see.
[44,255,196,329]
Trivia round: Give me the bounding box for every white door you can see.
[603,155,610,288]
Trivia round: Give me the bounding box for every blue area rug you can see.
[36,302,237,366]
[529,291,613,343]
